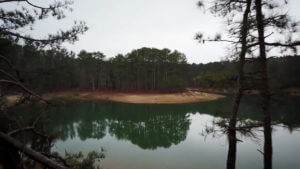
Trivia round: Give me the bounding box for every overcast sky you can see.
[10,0,300,63]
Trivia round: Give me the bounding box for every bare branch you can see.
[203,39,239,44]
[8,109,44,135]
[265,41,300,47]
[0,30,68,43]
[25,0,53,10]
[8,126,34,135]
[247,41,300,48]
[0,0,25,3]
[0,79,47,103]
[0,54,22,80]
[0,69,19,82]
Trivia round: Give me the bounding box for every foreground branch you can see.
[0,131,69,169]
[0,79,48,104]
[247,41,300,48]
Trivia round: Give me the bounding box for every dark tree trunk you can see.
[0,83,3,112]
[0,84,22,169]
[227,1,252,169]
[0,138,22,169]
[255,0,273,169]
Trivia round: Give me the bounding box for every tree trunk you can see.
[0,83,3,112]
[91,77,95,91]
[255,0,273,169]
[227,1,251,169]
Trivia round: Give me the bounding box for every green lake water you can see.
[17,95,300,169]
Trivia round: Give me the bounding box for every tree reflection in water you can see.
[11,95,300,168]
[15,96,300,148]
[108,113,190,149]
[200,96,300,169]
[41,102,192,149]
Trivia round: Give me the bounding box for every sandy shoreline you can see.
[42,90,225,104]
[5,90,225,105]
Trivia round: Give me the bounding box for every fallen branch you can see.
[0,131,69,169]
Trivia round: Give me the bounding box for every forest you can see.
[1,38,299,93]
[1,0,300,169]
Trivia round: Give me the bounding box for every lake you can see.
[17,95,300,169]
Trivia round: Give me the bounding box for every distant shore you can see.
[41,90,225,104]
[6,87,300,106]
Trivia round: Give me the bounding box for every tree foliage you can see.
[0,0,87,47]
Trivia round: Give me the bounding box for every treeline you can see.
[1,39,299,93]
[1,39,187,92]
[191,57,300,92]
[77,48,188,91]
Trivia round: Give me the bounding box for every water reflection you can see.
[10,95,300,169]
[43,102,191,149]
[108,113,190,149]
[25,96,298,150]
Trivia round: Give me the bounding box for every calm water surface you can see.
[19,96,300,169]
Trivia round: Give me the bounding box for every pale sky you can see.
[6,0,300,63]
